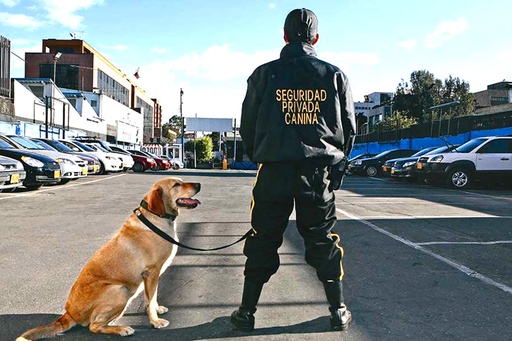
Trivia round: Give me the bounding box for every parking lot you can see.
[1,170,511,340]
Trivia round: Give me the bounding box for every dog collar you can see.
[139,200,176,220]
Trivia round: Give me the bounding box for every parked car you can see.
[382,146,439,178]
[59,139,123,174]
[417,136,512,189]
[126,149,157,172]
[31,138,101,175]
[349,153,375,163]
[145,151,171,171]
[110,146,157,172]
[348,149,418,177]
[0,135,61,190]
[82,142,134,172]
[161,155,184,170]
[0,155,26,192]
[72,137,135,172]
[5,135,86,184]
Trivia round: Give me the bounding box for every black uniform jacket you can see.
[240,42,356,165]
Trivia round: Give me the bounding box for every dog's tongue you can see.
[177,198,201,208]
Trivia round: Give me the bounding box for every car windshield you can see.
[423,145,455,156]
[44,140,74,153]
[0,138,15,149]
[91,143,109,152]
[372,150,392,159]
[453,138,487,153]
[411,147,435,157]
[8,136,45,150]
[72,140,95,152]
[31,139,57,151]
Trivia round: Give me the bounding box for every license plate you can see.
[54,170,61,179]
[10,173,20,183]
[382,166,387,172]
[93,165,99,172]
[391,168,395,174]
[417,163,423,170]
[82,168,88,175]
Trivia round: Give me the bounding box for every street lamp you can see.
[53,52,62,85]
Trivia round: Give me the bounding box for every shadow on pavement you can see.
[2,314,334,341]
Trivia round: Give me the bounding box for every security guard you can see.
[231,8,357,332]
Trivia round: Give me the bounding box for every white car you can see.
[84,142,134,172]
[7,135,87,183]
[418,136,512,189]
[59,140,123,174]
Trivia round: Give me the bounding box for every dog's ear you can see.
[146,187,165,216]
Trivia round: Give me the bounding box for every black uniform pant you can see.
[243,162,344,284]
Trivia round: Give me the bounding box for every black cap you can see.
[284,8,318,43]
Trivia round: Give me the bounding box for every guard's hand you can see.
[328,158,348,191]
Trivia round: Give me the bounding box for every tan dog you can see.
[16,177,201,340]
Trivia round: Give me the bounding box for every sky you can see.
[2,0,511,123]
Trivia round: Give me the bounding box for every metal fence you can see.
[0,36,11,98]
[355,110,512,144]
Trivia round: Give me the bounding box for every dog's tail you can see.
[16,311,77,341]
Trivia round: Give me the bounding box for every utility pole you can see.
[180,88,184,163]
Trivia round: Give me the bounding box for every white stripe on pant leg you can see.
[336,208,512,295]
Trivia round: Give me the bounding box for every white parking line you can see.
[0,174,126,201]
[417,240,512,246]
[337,208,512,295]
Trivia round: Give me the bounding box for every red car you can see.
[109,146,156,172]
[128,150,169,171]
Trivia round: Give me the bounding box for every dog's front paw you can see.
[157,305,169,314]
[151,318,169,329]
[117,326,135,336]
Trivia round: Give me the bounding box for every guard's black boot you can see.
[231,279,264,332]
[324,281,352,331]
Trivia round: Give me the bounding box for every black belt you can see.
[133,208,254,251]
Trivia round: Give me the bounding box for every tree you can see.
[377,111,418,130]
[185,136,213,163]
[162,115,184,140]
[393,70,475,124]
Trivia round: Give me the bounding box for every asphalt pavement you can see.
[1,170,511,341]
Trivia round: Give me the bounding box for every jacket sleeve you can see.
[240,74,260,161]
[337,72,357,156]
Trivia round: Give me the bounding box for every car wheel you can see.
[133,162,145,172]
[447,168,471,189]
[172,163,180,170]
[59,179,71,185]
[152,164,160,171]
[98,162,106,175]
[366,166,378,177]
[25,185,42,191]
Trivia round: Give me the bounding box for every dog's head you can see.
[143,177,201,218]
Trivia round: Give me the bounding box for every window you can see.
[39,64,79,89]
[478,139,510,154]
[97,69,128,105]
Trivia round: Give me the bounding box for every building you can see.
[0,36,14,122]
[474,81,512,108]
[354,92,393,133]
[23,39,162,144]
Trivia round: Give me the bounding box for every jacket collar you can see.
[280,42,317,59]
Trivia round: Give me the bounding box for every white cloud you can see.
[0,12,42,29]
[319,51,380,70]
[151,47,168,54]
[37,0,104,29]
[398,39,417,51]
[134,45,279,120]
[100,44,128,51]
[0,0,21,7]
[425,17,469,49]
